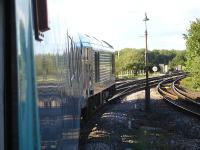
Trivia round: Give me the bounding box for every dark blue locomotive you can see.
[0,0,115,149]
[37,33,115,149]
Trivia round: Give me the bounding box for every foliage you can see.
[115,48,184,75]
[184,18,200,89]
[35,54,57,76]
[149,49,176,65]
[181,75,200,91]
[115,48,145,75]
[169,50,186,69]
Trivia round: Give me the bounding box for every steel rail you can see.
[109,73,185,104]
[157,76,200,118]
[173,80,200,105]
[115,72,185,88]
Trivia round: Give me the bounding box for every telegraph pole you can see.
[143,13,150,111]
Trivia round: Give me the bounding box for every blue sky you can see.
[53,0,200,51]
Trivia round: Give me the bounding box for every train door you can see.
[0,0,4,149]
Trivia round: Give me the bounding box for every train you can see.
[37,33,115,149]
[0,0,115,150]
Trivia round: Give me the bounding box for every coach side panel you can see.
[92,50,115,95]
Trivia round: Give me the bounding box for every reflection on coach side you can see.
[35,44,82,149]
[33,0,84,148]
[38,83,80,150]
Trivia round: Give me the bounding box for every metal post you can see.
[143,13,150,111]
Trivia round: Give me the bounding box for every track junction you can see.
[80,72,200,149]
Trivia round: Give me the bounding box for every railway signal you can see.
[143,13,150,111]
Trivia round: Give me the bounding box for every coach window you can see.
[32,0,49,41]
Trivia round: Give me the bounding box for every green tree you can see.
[184,18,200,89]
[115,48,145,75]
[148,49,177,65]
[169,51,186,69]
[115,48,183,76]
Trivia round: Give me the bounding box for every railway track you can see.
[115,73,183,87]
[157,75,200,118]
[80,72,200,149]
[81,73,186,122]
[110,73,185,104]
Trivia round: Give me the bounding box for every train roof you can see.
[77,33,114,52]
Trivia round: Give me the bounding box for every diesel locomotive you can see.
[37,33,115,149]
[0,0,115,149]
